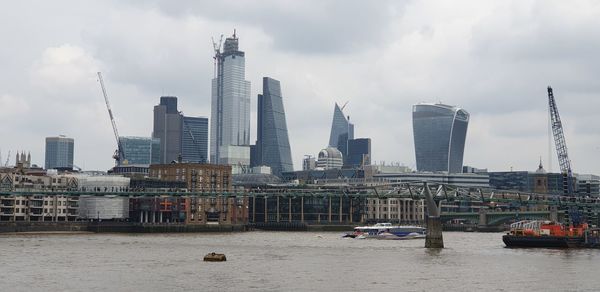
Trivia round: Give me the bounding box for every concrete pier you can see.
[425,216,444,248]
[423,182,444,248]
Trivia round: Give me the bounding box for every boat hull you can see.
[502,235,583,248]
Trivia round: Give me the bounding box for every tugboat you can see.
[502,220,600,248]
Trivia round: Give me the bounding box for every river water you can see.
[0,231,598,291]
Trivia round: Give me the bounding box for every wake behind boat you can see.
[344,223,426,240]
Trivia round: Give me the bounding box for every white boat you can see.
[350,223,426,240]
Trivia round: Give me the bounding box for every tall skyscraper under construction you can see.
[252,77,293,176]
[210,31,251,168]
[412,103,469,173]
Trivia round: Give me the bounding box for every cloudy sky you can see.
[1,0,599,174]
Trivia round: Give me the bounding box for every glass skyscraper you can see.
[328,103,354,162]
[210,31,251,165]
[45,136,74,170]
[412,103,469,173]
[253,77,293,176]
[181,116,208,163]
[118,136,160,165]
[346,138,371,168]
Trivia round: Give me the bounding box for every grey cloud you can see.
[140,0,405,54]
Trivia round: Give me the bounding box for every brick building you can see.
[149,163,232,192]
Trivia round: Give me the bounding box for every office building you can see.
[303,155,316,171]
[346,138,371,168]
[374,172,490,188]
[45,136,74,170]
[152,96,209,164]
[575,174,600,197]
[210,31,251,166]
[252,77,293,176]
[412,103,469,173]
[487,162,578,195]
[328,102,354,162]
[119,136,160,165]
[181,116,208,163]
[153,96,182,164]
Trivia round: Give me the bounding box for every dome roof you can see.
[318,147,343,160]
[535,158,546,174]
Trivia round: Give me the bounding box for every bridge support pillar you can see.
[423,182,443,248]
[550,206,558,222]
[478,208,487,228]
[425,216,444,248]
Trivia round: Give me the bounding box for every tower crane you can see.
[547,86,574,195]
[97,72,125,165]
[211,34,223,77]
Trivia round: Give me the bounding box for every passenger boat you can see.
[347,223,426,240]
[502,220,600,248]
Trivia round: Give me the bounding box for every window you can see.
[44,201,48,206]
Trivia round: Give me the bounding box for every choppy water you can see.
[0,231,598,291]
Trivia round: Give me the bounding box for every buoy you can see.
[204,252,227,262]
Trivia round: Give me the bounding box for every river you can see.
[0,231,598,291]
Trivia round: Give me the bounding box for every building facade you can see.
[364,198,425,224]
[328,102,354,162]
[119,136,160,165]
[181,116,209,163]
[374,172,490,188]
[316,147,344,170]
[149,163,232,192]
[153,96,182,164]
[302,155,316,171]
[210,31,251,166]
[412,103,469,173]
[346,138,371,168]
[45,136,74,170]
[252,77,293,176]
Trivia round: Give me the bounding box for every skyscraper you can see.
[252,77,293,176]
[118,136,160,165]
[153,96,208,164]
[346,138,371,168]
[45,136,74,170]
[328,102,354,163]
[181,116,208,163]
[153,96,182,164]
[412,103,469,173]
[210,31,251,166]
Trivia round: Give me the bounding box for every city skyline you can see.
[1,1,600,174]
